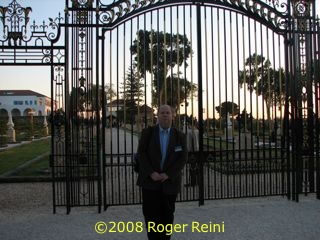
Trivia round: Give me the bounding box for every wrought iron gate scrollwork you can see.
[0,0,63,64]
[98,0,290,31]
[0,0,319,213]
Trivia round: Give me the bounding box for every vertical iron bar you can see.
[116,25,121,204]
[143,13,147,127]
[229,10,236,199]
[109,31,114,205]
[257,21,263,197]
[123,17,128,205]
[196,2,204,206]
[157,9,160,107]
[266,23,272,197]
[246,15,251,197]
[203,6,209,199]
[273,32,277,195]
[266,25,272,197]
[65,0,72,214]
[239,13,245,198]
[163,9,167,104]
[236,12,241,198]
[129,17,135,203]
[284,30,292,200]
[188,5,196,201]
[169,6,173,107]
[176,6,181,127]
[101,29,107,210]
[250,17,256,198]
[316,21,320,199]
[222,9,228,198]
[96,9,102,212]
[217,8,223,199]
[210,7,217,199]
[51,47,56,214]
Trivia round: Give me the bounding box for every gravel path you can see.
[0,182,320,240]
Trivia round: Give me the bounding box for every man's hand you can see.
[150,172,163,181]
[160,173,169,182]
[150,172,169,182]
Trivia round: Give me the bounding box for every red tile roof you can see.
[0,90,47,97]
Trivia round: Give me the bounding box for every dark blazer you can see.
[136,125,187,195]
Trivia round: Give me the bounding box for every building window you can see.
[13,101,23,105]
[25,100,29,105]
[34,100,37,105]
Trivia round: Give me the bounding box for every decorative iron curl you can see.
[47,13,64,41]
[267,0,289,14]
[98,0,158,25]
[47,31,58,41]
[42,48,51,64]
[99,10,114,24]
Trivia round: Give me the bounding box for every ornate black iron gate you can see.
[0,0,319,213]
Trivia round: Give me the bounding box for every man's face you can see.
[158,105,173,129]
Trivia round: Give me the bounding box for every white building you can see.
[0,90,52,117]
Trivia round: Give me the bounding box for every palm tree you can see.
[238,53,285,128]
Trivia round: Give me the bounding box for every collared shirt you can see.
[159,126,171,170]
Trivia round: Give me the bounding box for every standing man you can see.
[137,104,187,240]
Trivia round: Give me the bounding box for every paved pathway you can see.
[105,127,139,154]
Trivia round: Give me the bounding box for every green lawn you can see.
[16,154,50,176]
[0,138,50,175]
